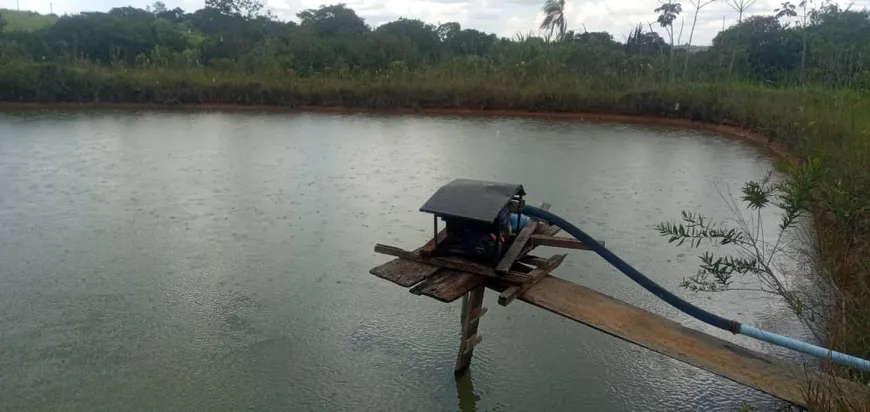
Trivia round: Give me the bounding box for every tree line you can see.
[0,0,867,89]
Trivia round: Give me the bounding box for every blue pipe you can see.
[521,205,870,373]
[739,325,870,372]
[522,206,739,333]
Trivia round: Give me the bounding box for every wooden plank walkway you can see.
[510,275,870,408]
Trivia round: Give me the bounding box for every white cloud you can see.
[5,0,870,45]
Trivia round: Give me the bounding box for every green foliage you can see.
[2,1,865,89]
[656,210,749,248]
[0,9,58,32]
[656,158,825,336]
[205,0,268,19]
[655,1,682,28]
[540,0,567,41]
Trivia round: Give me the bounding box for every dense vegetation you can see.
[1,0,869,87]
[2,0,870,409]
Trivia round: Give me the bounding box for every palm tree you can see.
[540,0,567,41]
[655,0,682,82]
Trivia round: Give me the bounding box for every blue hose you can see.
[738,325,870,372]
[522,205,870,373]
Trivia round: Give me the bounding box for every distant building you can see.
[674,44,711,53]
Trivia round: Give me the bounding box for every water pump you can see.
[419,178,526,266]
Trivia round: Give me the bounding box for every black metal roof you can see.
[420,178,525,224]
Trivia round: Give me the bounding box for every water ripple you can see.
[0,109,796,411]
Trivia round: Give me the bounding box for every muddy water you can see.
[0,109,807,411]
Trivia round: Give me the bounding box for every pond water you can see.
[0,109,808,411]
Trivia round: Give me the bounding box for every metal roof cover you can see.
[420,178,525,224]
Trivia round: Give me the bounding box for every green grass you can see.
[0,9,58,32]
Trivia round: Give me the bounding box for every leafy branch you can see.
[656,210,749,248]
[656,159,824,340]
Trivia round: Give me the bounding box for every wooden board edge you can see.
[409,270,487,303]
[516,275,870,408]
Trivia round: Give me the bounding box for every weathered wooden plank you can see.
[455,285,486,374]
[369,229,448,287]
[529,222,561,237]
[369,258,441,287]
[517,255,550,269]
[515,204,553,263]
[517,275,870,408]
[545,224,562,236]
[410,270,487,303]
[460,334,483,355]
[534,223,554,235]
[410,259,537,303]
[496,203,550,273]
[496,219,540,273]
[498,254,566,306]
[468,307,488,323]
[374,244,533,284]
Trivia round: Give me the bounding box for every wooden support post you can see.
[455,285,486,374]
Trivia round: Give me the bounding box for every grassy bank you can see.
[2,60,869,403]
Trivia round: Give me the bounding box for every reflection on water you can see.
[0,109,806,411]
[456,370,479,412]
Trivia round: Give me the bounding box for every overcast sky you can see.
[4,0,869,45]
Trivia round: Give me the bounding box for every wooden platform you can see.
[371,204,566,304]
[368,205,870,408]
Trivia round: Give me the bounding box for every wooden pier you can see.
[369,202,870,409]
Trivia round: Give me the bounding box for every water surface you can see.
[0,109,807,411]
